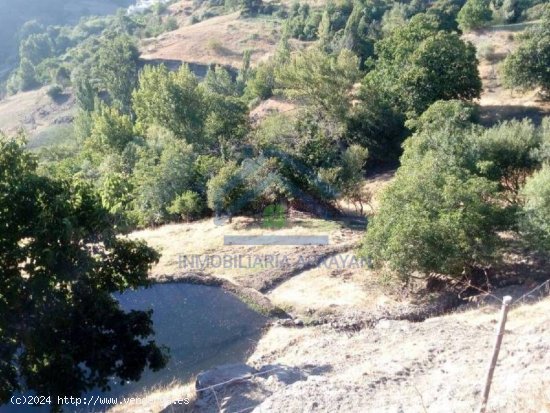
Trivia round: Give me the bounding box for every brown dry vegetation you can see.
[463,25,550,126]
[0,87,74,139]
[140,11,285,68]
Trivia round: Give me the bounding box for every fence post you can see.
[478,295,512,413]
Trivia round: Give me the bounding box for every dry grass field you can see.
[463,25,550,125]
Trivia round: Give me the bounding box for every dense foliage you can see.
[0,136,167,409]
[502,8,550,97]
[363,100,550,281]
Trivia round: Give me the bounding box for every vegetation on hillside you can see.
[1,0,550,406]
[503,8,550,97]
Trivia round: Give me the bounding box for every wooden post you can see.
[479,295,512,413]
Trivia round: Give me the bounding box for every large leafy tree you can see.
[133,65,207,147]
[131,127,197,226]
[95,35,140,112]
[362,101,502,281]
[0,136,166,409]
[456,0,493,31]
[502,9,550,97]
[276,48,360,120]
[364,14,481,118]
[363,156,500,280]
[520,164,550,252]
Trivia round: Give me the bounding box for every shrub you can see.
[520,164,550,252]
[206,38,223,53]
[206,162,246,219]
[476,42,497,62]
[502,9,550,97]
[362,157,501,281]
[168,191,204,221]
[46,84,63,100]
[457,0,493,31]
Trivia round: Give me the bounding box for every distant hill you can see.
[0,0,133,68]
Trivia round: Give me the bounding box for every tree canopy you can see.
[502,8,550,96]
[0,136,167,409]
[364,14,481,118]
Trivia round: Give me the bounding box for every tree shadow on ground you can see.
[160,363,333,413]
[478,105,550,127]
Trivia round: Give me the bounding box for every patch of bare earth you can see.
[140,12,285,68]
[132,296,549,413]
[0,87,75,138]
[463,25,550,126]
[249,98,297,123]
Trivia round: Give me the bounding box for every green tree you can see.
[502,10,550,97]
[244,61,276,101]
[236,49,252,93]
[0,136,166,409]
[88,105,134,153]
[318,10,332,51]
[365,15,481,117]
[74,75,97,112]
[362,155,500,280]
[204,94,249,159]
[520,164,550,252]
[131,128,197,226]
[19,33,53,66]
[167,190,204,221]
[99,172,134,229]
[203,65,238,96]
[339,144,370,214]
[457,0,493,31]
[404,99,477,134]
[206,162,247,220]
[133,65,206,147]
[276,48,360,119]
[96,36,140,112]
[475,119,542,202]
[342,1,375,64]
[427,0,465,31]
[17,58,38,91]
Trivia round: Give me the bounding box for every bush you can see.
[520,164,550,252]
[206,162,246,219]
[457,0,493,31]
[474,119,542,201]
[502,9,550,96]
[362,156,501,280]
[46,84,63,100]
[476,42,497,62]
[206,38,223,53]
[168,191,204,221]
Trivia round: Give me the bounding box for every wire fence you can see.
[165,277,550,413]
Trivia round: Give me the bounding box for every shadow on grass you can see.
[478,104,550,127]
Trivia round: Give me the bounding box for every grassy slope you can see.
[463,24,550,125]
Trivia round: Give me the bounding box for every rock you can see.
[195,363,255,393]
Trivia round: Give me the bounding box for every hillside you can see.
[0,86,75,146]
[113,200,550,412]
[0,0,133,70]
[194,295,550,413]
[2,3,549,143]
[140,10,283,68]
[464,23,550,125]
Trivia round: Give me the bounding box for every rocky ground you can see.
[177,287,549,413]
